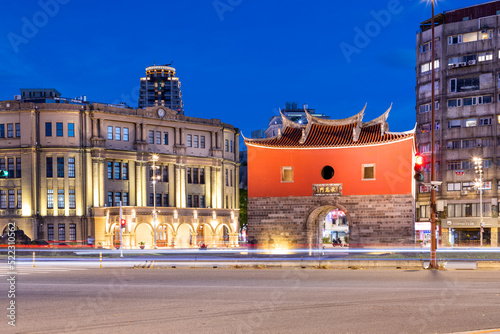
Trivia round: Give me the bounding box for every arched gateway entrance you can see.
[306,204,350,253]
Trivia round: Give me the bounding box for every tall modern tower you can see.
[415,1,500,247]
[138,64,184,114]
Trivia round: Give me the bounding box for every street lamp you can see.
[473,157,484,247]
[151,154,160,249]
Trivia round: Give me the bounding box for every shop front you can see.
[414,222,440,247]
[441,219,499,247]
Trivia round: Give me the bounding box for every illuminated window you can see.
[115,127,121,140]
[149,131,154,144]
[57,157,64,177]
[8,189,14,209]
[68,158,75,178]
[281,166,293,182]
[420,60,440,73]
[56,123,63,137]
[47,224,54,241]
[69,224,76,241]
[58,189,64,209]
[58,224,65,241]
[69,189,75,209]
[47,189,53,209]
[7,124,13,138]
[462,31,477,43]
[123,127,129,141]
[68,123,75,137]
[363,164,375,180]
[123,163,128,180]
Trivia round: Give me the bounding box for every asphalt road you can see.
[1,266,500,334]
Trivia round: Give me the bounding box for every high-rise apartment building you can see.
[264,102,329,138]
[138,64,184,114]
[415,1,500,247]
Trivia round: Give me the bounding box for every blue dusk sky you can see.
[0,0,485,148]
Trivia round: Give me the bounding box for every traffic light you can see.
[120,219,126,228]
[0,170,8,178]
[414,154,424,182]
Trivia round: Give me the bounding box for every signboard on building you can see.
[312,183,342,196]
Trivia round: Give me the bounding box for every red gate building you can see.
[244,106,416,249]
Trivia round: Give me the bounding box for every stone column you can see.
[168,164,175,207]
[129,160,136,206]
[92,118,98,138]
[92,160,99,207]
[175,164,182,207]
[491,227,498,247]
[142,124,147,144]
[235,165,240,206]
[180,165,186,208]
[191,231,198,247]
[98,159,105,207]
[135,163,142,206]
[205,166,211,208]
[211,167,218,209]
[171,232,178,247]
[141,163,148,207]
[136,123,141,142]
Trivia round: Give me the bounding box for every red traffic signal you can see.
[414,154,424,182]
[120,219,126,228]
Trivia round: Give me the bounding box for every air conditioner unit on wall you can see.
[468,60,476,65]
[459,62,467,67]
[461,190,468,195]
[477,142,482,147]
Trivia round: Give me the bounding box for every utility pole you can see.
[429,0,438,269]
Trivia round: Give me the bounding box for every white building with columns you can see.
[0,99,240,248]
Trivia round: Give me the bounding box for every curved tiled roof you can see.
[245,123,414,148]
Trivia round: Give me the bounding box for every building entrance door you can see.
[157,225,168,247]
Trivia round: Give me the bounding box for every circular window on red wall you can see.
[321,166,334,180]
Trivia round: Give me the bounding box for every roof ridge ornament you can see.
[280,108,305,130]
[299,122,313,144]
[363,103,392,136]
[305,103,366,126]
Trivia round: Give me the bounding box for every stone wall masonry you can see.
[247,194,415,248]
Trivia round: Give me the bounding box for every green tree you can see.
[239,188,247,230]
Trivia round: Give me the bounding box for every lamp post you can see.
[151,154,160,249]
[474,157,483,247]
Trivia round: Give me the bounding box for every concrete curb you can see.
[130,259,500,270]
